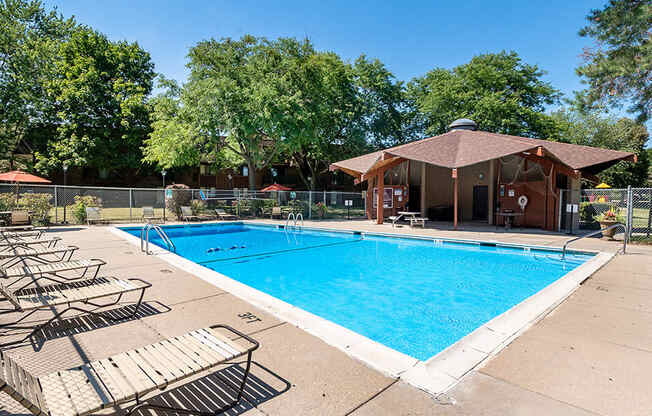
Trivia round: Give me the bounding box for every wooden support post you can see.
[377,169,384,224]
[366,178,373,221]
[452,168,458,230]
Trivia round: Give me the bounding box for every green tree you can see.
[407,51,561,138]
[272,40,368,190]
[35,26,155,178]
[551,108,649,187]
[0,0,74,168]
[353,55,418,148]
[143,77,242,173]
[180,35,287,190]
[576,0,652,122]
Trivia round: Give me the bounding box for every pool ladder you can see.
[141,223,176,255]
[285,212,303,231]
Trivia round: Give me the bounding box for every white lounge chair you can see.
[0,236,60,251]
[181,206,200,221]
[0,324,258,414]
[0,258,106,292]
[0,276,151,348]
[86,207,105,225]
[0,230,43,240]
[270,206,282,219]
[10,210,29,226]
[0,245,78,268]
[216,208,237,220]
[142,206,163,223]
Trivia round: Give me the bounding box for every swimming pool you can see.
[122,223,593,361]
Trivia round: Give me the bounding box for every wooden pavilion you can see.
[330,119,636,231]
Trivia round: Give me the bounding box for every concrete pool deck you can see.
[1,220,650,415]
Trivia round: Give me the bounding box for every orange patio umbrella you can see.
[0,170,51,184]
[261,183,292,192]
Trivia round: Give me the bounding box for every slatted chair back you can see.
[85,207,102,222]
[0,281,21,310]
[142,206,155,218]
[11,211,29,226]
[2,355,47,414]
[181,206,193,217]
[1,325,258,416]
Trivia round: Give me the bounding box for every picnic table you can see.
[390,211,427,227]
[496,212,523,230]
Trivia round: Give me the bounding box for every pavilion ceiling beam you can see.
[360,157,407,182]
[520,153,581,179]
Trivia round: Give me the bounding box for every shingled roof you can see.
[330,130,636,176]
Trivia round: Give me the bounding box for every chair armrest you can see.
[210,324,260,352]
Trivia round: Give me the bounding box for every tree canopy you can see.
[576,0,652,122]
[551,108,649,187]
[0,0,74,169]
[143,36,409,190]
[3,1,649,191]
[35,26,155,176]
[407,51,562,138]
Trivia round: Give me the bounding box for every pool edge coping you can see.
[109,223,616,398]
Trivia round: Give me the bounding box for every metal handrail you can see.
[285,213,295,229]
[295,213,303,229]
[141,223,176,254]
[561,223,626,259]
[152,225,176,252]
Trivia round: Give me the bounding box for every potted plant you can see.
[594,209,625,240]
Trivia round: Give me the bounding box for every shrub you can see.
[190,199,207,215]
[250,198,276,216]
[70,195,102,224]
[0,194,16,212]
[594,208,626,224]
[165,184,191,219]
[18,193,52,225]
[288,199,307,214]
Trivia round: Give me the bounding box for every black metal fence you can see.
[0,184,365,224]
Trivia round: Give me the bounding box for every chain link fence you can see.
[560,186,650,240]
[0,184,365,225]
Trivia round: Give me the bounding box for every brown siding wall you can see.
[423,161,490,221]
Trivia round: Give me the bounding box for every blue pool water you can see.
[122,223,593,360]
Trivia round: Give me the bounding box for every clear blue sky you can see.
[44,0,608,110]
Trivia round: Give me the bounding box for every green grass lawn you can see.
[49,207,170,223]
[45,205,365,224]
